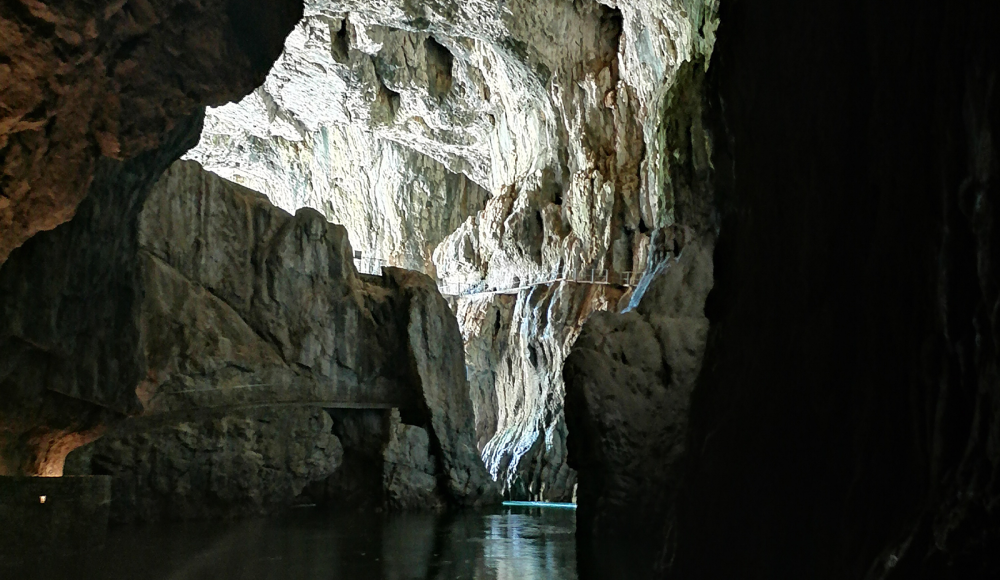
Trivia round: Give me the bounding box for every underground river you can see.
[0,505,577,580]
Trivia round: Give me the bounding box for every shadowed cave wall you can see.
[670,0,1000,578]
[564,0,1000,578]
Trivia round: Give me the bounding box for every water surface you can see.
[2,506,577,580]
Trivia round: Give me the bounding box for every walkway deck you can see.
[353,256,645,298]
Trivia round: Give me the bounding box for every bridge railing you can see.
[140,379,411,416]
[352,253,647,298]
[354,256,390,276]
[438,266,647,297]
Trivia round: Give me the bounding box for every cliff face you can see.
[0,0,303,265]
[0,0,303,475]
[64,160,495,520]
[458,283,623,501]
[187,0,719,497]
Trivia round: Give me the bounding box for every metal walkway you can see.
[437,267,645,297]
[352,255,645,298]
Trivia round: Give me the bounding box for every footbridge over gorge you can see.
[353,255,647,297]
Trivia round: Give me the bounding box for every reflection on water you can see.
[1,506,577,580]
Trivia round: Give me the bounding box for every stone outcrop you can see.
[0,0,304,477]
[183,0,719,499]
[564,226,712,579]
[458,283,623,501]
[62,160,495,519]
[134,160,418,416]
[383,410,442,510]
[0,0,303,265]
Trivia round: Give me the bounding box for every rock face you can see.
[0,0,303,265]
[0,112,206,477]
[459,283,623,501]
[392,267,496,502]
[564,226,712,579]
[0,0,303,476]
[383,410,442,510]
[68,408,343,522]
[186,0,719,498]
[667,0,1000,579]
[64,160,495,520]
[135,160,418,416]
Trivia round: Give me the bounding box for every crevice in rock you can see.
[329,17,351,64]
[424,35,454,101]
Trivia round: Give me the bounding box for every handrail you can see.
[437,266,647,297]
[352,255,647,298]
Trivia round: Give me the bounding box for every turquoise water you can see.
[1,506,577,580]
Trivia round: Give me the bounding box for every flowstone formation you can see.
[0,0,303,265]
[64,160,496,520]
[186,0,719,498]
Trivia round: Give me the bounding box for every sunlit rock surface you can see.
[0,0,303,265]
[458,284,624,501]
[187,0,718,497]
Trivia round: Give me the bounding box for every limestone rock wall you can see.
[65,160,495,520]
[135,159,414,415]
[383,410,442,510]
[0,0,303,265]
[67,407,343,522]
[669,1,1000,578]
[186,0,719,498]
[458,283,623,501]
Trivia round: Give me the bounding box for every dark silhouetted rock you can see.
[0,0,303,265]
[63,161,495,519]
[565,226,712,580]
